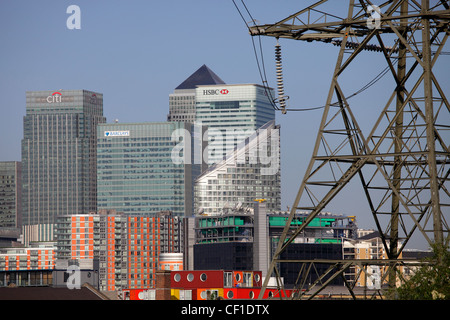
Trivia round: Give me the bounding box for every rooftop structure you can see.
[175,65,225,90]
[168,65,225,123]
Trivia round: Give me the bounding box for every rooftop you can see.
[175,64,225,90]
[0,283,109,300]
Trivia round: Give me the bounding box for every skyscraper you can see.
[168,65,276,166]
[97,122,207,218]
[21,90,105,244]
[0,161,21,229]
[195,84,275,165]
[167,64,225,123]
[194,120,281,215]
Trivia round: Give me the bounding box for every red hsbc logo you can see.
[203,88,230,95]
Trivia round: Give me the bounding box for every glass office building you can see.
[0,161,21,229]
[21,90,105,244]
[195,84,275,165]
[167,64,225,123]
[97,122,207,218]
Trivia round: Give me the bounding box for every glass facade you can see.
[167,64,226,123]
[194,120,281,215]
[195,84,275,165]
[21,90,105,244]
[168,89,196,123]
[0,161,21,228]
[97,122,207,218]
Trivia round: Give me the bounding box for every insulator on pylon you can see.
[275,42,287,114]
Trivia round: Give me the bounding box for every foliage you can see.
[389,243,450,300]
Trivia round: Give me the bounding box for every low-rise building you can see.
[122,269,292,300]
[0,242,55,287]
[191,201,357,287]
[343,231,404,288]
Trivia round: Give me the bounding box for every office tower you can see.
[194,120,281,215]
[168,65,275,165]
[195,84,275,165]
[0,161,21,229]
[21,90,105,245]
[167,64,225,123]
[97,122,207,218]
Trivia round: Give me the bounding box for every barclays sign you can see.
[104,131,130,137]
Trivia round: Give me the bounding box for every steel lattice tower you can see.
[249,0,450,299]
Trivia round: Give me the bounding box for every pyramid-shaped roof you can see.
[175,64,225,89]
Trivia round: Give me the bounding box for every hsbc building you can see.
[195,84,275,165]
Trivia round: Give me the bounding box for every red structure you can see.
[123,270,293,300]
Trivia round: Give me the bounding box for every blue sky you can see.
[1,1,448,249]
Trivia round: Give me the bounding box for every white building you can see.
[194,120,281,215]
[195,83,275,165]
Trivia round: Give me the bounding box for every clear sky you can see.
[1,0,448,250]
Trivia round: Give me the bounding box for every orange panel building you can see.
[55,210,182,292]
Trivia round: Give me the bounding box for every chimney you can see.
[155,270,172,300]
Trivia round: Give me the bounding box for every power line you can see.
[231,0,280,111]
[230,0,403,113]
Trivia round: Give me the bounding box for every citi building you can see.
[21,90,105,245]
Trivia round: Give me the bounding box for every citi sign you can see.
[47,92,62,103]
[203,88,229,95]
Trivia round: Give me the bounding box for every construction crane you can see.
[246,0,450,300]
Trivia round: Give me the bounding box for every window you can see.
[243,272,252,287]
[224,272,233,288]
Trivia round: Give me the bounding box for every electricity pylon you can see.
[249,0,450,299]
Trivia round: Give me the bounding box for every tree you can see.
[390,243,450,300]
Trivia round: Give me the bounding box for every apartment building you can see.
[55,211,182,292]
[343,231,403,288]
[0,242,55,287]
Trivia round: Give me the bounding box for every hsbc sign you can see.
[202,88,229,95]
